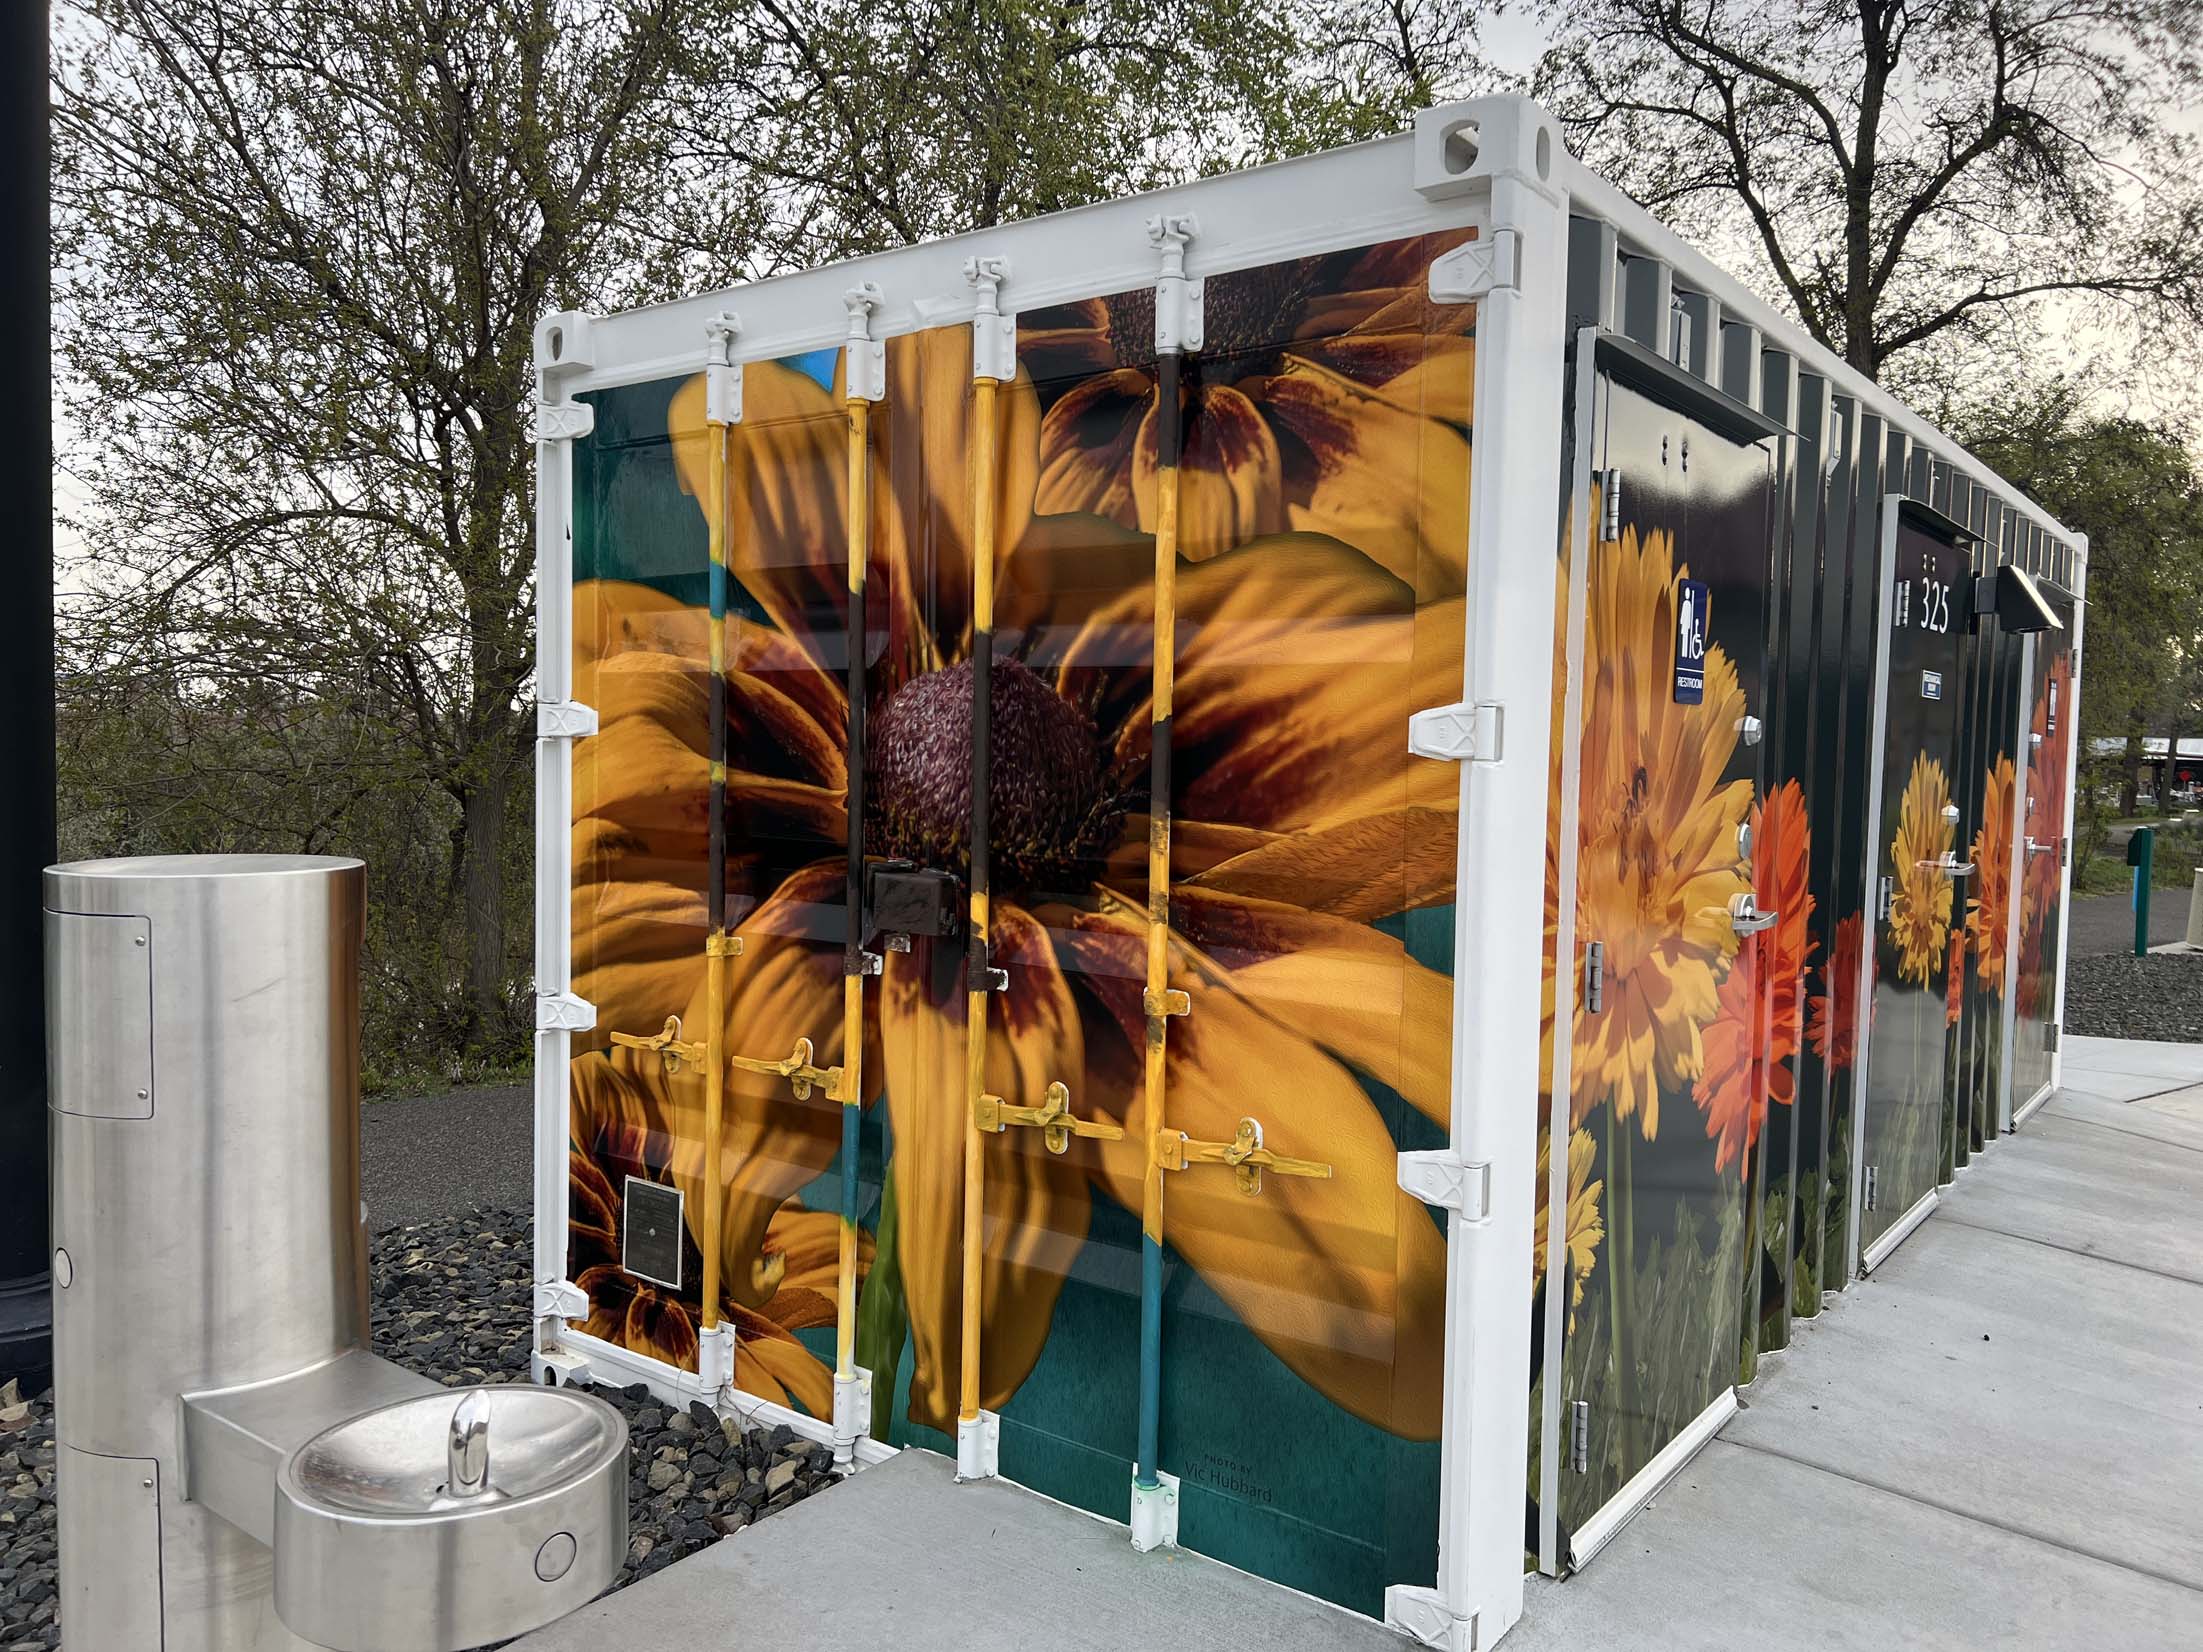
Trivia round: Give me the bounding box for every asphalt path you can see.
[361,1082,533,1232]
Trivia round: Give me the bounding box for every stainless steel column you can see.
[49,854,367,1652]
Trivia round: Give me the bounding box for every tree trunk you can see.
[460,760,512,1050]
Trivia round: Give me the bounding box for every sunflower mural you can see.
[563,234,1474,1613]
[1967,755,2016,993]
[1535,1126,1604,1333]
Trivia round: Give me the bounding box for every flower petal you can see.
[1264,355,1470,599]
[1184,806,1458,924]
[668,364,850,667]
[1167,885,1452,1129]
[1036,367,1149,526]
[880,901,1092,1432]
[1132,384,1284,562]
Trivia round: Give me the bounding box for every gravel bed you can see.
[8,1204,843,1651]
[2063,951,2203,1042]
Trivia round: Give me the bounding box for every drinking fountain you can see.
[46,854,628,1651]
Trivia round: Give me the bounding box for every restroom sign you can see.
[1675,578,1709,704]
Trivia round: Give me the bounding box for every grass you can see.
[362,1053,532,1098]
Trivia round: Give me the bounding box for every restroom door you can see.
[1852,500,1971,1271]
[1555,338,1781,1556]
[2006,582,2075,1122]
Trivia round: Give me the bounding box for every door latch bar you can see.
[1157,1117,1332,1196]
[975,1080,1124,1155]
[609,1016,848,1101]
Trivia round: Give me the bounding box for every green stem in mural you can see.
[1604,1102,1637,1475]
[854,1163,908,1442]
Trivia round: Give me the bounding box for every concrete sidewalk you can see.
[517,1036,2203,1651]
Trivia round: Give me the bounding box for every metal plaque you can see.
[1921,670,1942,701]
[621,1177,684,1290]
[1674,577,1709,704]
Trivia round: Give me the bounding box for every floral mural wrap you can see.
[1549,517,1752,1141]
[1535,1125,1605,1334]
[1694,780,1815,1172]
[1808,912,1869,1074]
[2017,656,2073,1019]
[563,233,1475,1615]
[1967,755,2015,992]
[1887,754,1955,987]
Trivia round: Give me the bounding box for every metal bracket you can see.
[2045,1023,2061,1053]
[530,1346,594,1389]
[1129,1470,1180,1553]
[843,284,886,403]
[696,1324,735,1393]
[975,1080,1125,1154]
[1148,213,1203,353]
[535,699,599,740]
[529,399,596,444]
[956,1409,1001,1481]
[1385,1584,1475,1652]
[704,311,743,425]
[535,991,596,1033]
[853,949,884,977]
[1428,227,1519,305]
[1157,1117,1331,1196]
[533,1279,589,1321]
[1407,700,1503,763]
[1396,1149,1490,1219]
[964,257,1016,382]
[533,310,598,377]
[1143,987,1190,1018]
[706,933,745,958]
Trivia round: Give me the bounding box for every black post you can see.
[0,2,54,1386]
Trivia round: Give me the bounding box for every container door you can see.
[1853,501,1970,1269]
[1553,344,1781,1560]
[2007,582,2075,1120]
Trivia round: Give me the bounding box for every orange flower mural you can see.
[1966,755,2016,993]
[567,1056,867,1417]
[568,250,1467,1442]
[1019,236,1474,592]
[1888,754,1955,987]
[1693,780,1816,1173]
[1807,912,1869,1074]
[1549,517,1752,1141]
[1945,931,1966,1028]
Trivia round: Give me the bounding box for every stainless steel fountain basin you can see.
[272,1385,628,1652]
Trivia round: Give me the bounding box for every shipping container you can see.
[528,95,2085,1644]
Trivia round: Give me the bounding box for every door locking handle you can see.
[1729,894,1779,935]
[1937,854,1976,878]
[2025,837,2056,857]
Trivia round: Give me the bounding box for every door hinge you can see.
[2060,836,2070,868]
[843,284,887,403]
[2045,1023,2061,1053]
[1583,941,1606,1013]
[1396,1149,1491,1219]
[1428,227,1519,304]
[1408,700,1503,764]
[536,700,599,740]
[1864,1165,1879,1212]
[535,990,597,1033]
[1600,469,1622,542]
[1569,1399,1590,1473]
[696,1323,735,1392]
[1878,875,1895,921]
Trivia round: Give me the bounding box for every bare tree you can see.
[54,0,705,1050]
[1536,0,2203,385]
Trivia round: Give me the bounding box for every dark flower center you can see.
[867,657,1121,890]
[1105,262,1321,376]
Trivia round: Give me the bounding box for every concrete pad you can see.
[511,1448,1404,1652]
[2060,1034,2203,1083]
[1725,1221,2203,1591]
[2044,1089,2203,1154]
[2052,1068,2194,1104]
[1503,1440,2203,1652]
[1941,1113,2203,1280]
